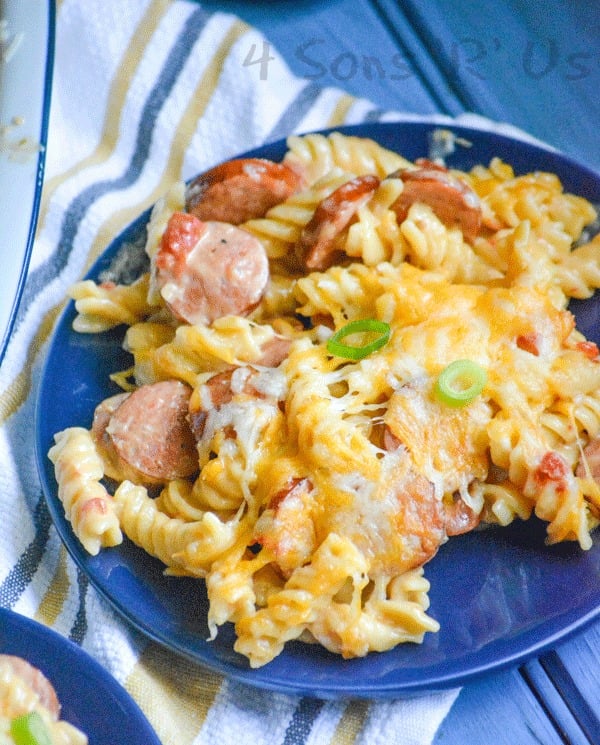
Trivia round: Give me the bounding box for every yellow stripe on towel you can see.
[39,0,172,221]
[83,18,251,270]
[125,642,223,745]
[330,699,370,745]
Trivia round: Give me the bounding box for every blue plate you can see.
[35,122,600,698]
[0,1,54,366]
[0,608,160,744]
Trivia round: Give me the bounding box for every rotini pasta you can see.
[48,428,122,556]
[283,131,411,184]
[242,169,352,259]
[399,202,502,283]
[48,130,600,667]
[112,480,240,575]
[69,273,158,333]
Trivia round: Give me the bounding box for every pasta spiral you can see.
[48,428,122,555]
[70,273,158,333]
[283,131,411,184]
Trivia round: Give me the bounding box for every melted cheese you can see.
[385,381,492,496]
[252,264,598,577]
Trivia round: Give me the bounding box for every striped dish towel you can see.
[0,0,518,741]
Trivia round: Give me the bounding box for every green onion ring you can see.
[10,711,53,745]
[326,319,391,360]
[435,359,487,407]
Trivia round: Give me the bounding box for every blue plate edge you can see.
[0,0,56,367]
[0,607,161,743]
[33,119,600,700]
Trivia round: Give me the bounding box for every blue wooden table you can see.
[201,2,600,743]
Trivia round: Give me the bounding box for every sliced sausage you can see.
[0,655,60,718]
[444,494,481,536]
[390,467,445,572]
[253,478,316,576]
[577,436,600,480]
[188,367,270,441]
[91,392,131,481]
[390,163,482,242]
[255,335,292,367]
[186,158,302,224]
[105,380,198,482]
[188,370,236,441]
[297,174,380,271]
[383,424,480,538]
[379,424,446,570]
[155,212,269,325]
[413,157,448,172]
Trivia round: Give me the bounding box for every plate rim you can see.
[35,118,600,698]
[0,0,55,365]
[0,607,161,742]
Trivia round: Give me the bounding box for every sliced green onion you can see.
[326,319,391,360]
[10,712,52,745]
[435,359,487,407]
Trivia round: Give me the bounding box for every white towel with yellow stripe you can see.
[0,0,475,742]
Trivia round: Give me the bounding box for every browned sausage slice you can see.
[297,174,380,271]
[91,392,131,481]
[105,380,198,482]
[155,212,269,325]
[444,494,481,536]
[0,655,60,718]
[382,423,479,538]
[391,163,482,242]
[577,436,600,480]
[255,335,292,367]
[188,369,237,441]
[188,367,273,441]
[186,158,302,224]
[253,477,316,576]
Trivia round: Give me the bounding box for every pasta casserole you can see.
[48,131,600,667]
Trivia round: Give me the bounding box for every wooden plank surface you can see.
[546,623,600,742]
[201,0,444,113]
[205,0,600,172]
[434,667,572,745]
[371,0,600,172]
